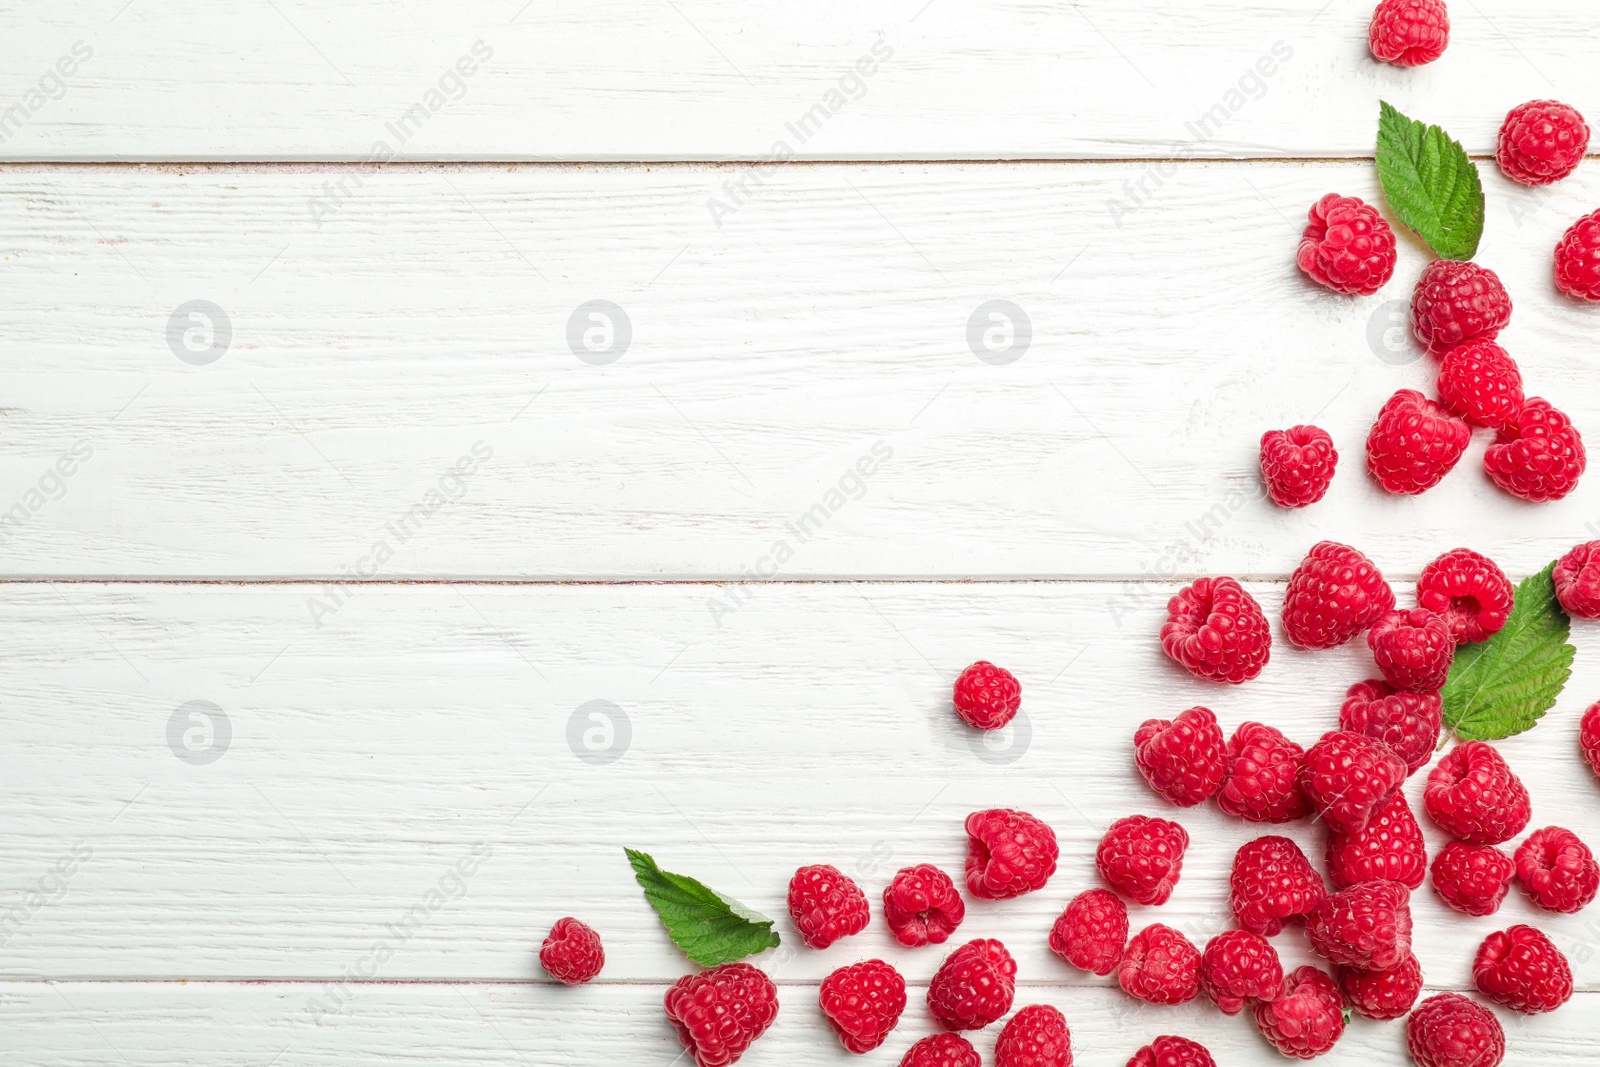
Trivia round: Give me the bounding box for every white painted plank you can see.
[2,163,1598,579]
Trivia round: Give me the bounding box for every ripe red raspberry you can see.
[1431,841,1515,916]
[820,959,906,1053]
[1160,577,1271,684]
[1251,966,1346,1059]
[1515,826,1599,914]
[1411,260,1512,357]
[1555,208,1600,301]
[1119,924,1201,1004]
[883,864,965,947]
[1327,792,1427,890]
[539,917,604,985]
[1368,0,1449,67]
[1473,924,1573,1014]
[1417,548,1515,645]
[1200,928,1283,1015]
[1134,706,1226,807]
[1260,426,1338,508]
[927,939,1016,1031]
[1367,389,1471,495]
[1437,341,1524,430]
[1306,879,1413,971]
[1338,951,1423,1021]
[964,809,1058,900]
[1297,194,1397,295]
[664,962,778,1067]
[1230,835,1326,937]
[1583,701,1600,779]
[1097,815,1188,906]
[899,1034,981,1067]
[1127,1036,1215,1067]
[1555,541,1600,619]
[1407,993,1506,1067]
[1049,888,1128,976]
[1498,100,1590,186]
[1485,396,1587,502]
[1424,741,1531,845]
[1282,541,1396,650]
[787,864,870,949]
[1340,679,1443,774]
[994,1004,1072,1067]
[953,660,1021,731]
[1218,721,1312,823]
[1301,730,1408,835]
[1367,609,1455,694]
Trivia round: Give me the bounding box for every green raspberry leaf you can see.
[1443,563,1575,741]
[625,848,780,966]
[1375,101,1485,261]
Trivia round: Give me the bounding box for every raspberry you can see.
[1555,208,1600,301]
[994,1004,1072,1067]
[1411,260,1513,357]
[664,962,778,1067]
[1282,541,1396,650]
[1218,721,1312,823]
[965,809,1058,900]
[1259,426,1338,508]
[820,959,906,1053]
[1515,826,1599,913]
[1472,924,1573,1014]
[1407,993,1506,1067]
[1251,966,1346,1060]
[1049,888,1128,976]
[787,864,870,949]
[1199,929,1283,1015]
[1339,679,1443,774]
[1368,0,1449,66]
[1485,396,1587,503]
[927,939,1016,1031]
[1555,541,1600,619]
[1097,815,1188,906]
[1584,701,1600,779]
[953,660,1021,731]
[1424,741,1531,845]
[1119,924,1201,1005]
[1160,577,1271,684]
[1436,341,1524,430]
[1127,1036,1216,1067]
[1230,835,1326,937]
[1301,730,1408,835]
[539,917,604,985]
[899,1034,982,1067]
[1327,792,1427,890]
[1296,193,1397,295]
[1417,548,1515,645]
[1367,609,1455,694]
[883,864,965,947]
[1431,842,1515,916]
[1338,951,1423,1021]
[1306,879,1413,971]
[1134,706,1226,807]
[1367,389,1471,495]
[1498,100,1590,186]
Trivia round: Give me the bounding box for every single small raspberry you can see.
[1282,541,1397,650]
[1367,609,1455,694]
[1554,541,1600,618]
[883,864,965,947]
[1515,826,1599,914]
[1200,929,1283,1015]
[1417,548,1515,645]
[1301,730,1408,835]
[1583,701,1600,779]
[1555,208,1600,301]
[899,1033,982,1067]
[1260,426,1338,508]
[1338,951,1423,1021]
[1160,577,1272,684]
[1472,924,1574,1014]
[787,864,870,949]
[1251,966,1346,1060]
[1339,679,1443,774]
[1126,1036,1216,1067]
[1049,888,1128,976]
[1431,842,1515,916]
[1367,389,1472,495]
[994,1004,1072,1067]
[965,809,1058,900]
[820,959,906,1053]
[1327,792,1427,890]
[1306,879,1413,971]
[1424,741,1531,845]
[664,962,778,1067]
[1436,341,1524,430]
[1485,396,1587,503]
[1119,924,1201,1005]
[1407,993,1506,1067]
[1411,260,1512,357]
[1218,721,1312,823]
[539,917,604,985]
[953,660,1021,731]
[927,939,1017,1031]
[1134,706,1227,807]
[1096,815,1189,906]
[1498,100,1590,186]
[1297,193,1398,295]
[1230,835,1327,937]
[1368,0,1449,66]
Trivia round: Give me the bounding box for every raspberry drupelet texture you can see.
[1367,389,1472,495]
[994,1004,1073,1067]
[1200,929,1283,1015]
[1305,879,1413,971]
[1301,730,1408,835]
[1432,842,1516,916]
[1230,835,1327,937]
[1515,827,1599,914]
[965,809,1059,900]
[1251,966,1346,1060]
[1127,1036,1216,1067]
[1555,541,1600,619]
[1218,721,1312,823]
[1160,577,1272,684]
[1097,815,1189,906]
[1584,702,1600,779]
[1282,541,1396,650]
[1417,548,1515,645]
[1555,208,1600,301]
[883,864,966,947]
[1436,341,1524,430]
[664,962,779,1067]
[952,660,1021,731]
[1411,260,1512,357]
[1473,924,1574,1014]
[1339,679,1443,775]
[1425,741,1531,845]
[1407,993,1506,1067]
[1119,924,1201,1005]
[899,1034,982,1067]
[927,939,1017,1031]
[1049,889,1128,976]
[1297,194,1398,295]
[1485,396,1587,502]
[1338,951,1424,1021]
[1368,609,1455,693]
[1260,426,1338,508]
[539,917,605,985]
[820,959,906,1053]
[1369,0,1450,67]
[1498,100,1590,186]
[1327,792,1427,890]
[787,864,870,949]
[1134,706,1227,807]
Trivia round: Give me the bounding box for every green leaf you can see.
[625,848,780,966]
[1443,563,1575,741]
[1375,101,1485,261]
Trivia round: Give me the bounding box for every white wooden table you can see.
[2,2,1598,1063]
